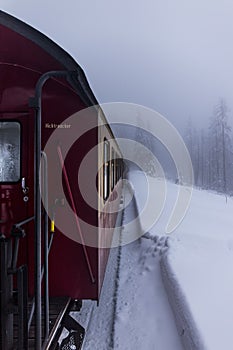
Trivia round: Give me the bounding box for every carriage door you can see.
[0,113,34,238]
[0,113,34,349]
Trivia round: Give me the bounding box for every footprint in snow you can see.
[139,233,169,272]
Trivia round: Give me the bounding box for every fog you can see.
[2,0,233,132]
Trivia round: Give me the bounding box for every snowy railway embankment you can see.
[76,179,184,350]
[130,171,233,350]
[72,171,233,349]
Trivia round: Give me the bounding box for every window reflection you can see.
[0,122,20,182]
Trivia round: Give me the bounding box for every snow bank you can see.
[129,171,233,350]
[161,231,233,350]
[160,253,206,350]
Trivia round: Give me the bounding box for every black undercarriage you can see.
[0,234,85,350]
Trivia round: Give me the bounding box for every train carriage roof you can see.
[0,10,98,107]
[0,11,123,155]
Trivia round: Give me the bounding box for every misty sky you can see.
[2,0,233,131]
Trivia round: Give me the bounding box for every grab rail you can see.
[29,70,74,350]
[41,150,49,343]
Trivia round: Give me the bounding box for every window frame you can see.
[103,138,110,201]
[0,120,22,184]
[111,148,115,191]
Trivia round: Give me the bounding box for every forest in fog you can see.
[184,99,233,195]
[114,98,233,197]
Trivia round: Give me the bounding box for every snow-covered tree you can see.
[134,115,157,177]
[209,99,232,193]
[183,99,233,195]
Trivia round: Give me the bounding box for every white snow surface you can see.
[129,171,233,350]
[72,170,233,349]
[74,180,184,349]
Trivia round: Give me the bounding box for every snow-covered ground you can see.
[114,188,183,350]
[129,171,233,350]
[72,170,233,349]
[73,179,184,349]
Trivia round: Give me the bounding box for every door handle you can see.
[21,177,29,194]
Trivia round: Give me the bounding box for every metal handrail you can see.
[29,70,74,350]
[13,216,35,229]
[41,150,49,342]
[11,216,34,271]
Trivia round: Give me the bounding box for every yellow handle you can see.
[51,220,55,233]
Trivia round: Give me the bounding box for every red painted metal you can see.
[0,11,122,302]
[57,144,95,284]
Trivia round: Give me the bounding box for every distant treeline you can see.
[184,99,233,195]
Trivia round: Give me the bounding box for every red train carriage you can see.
[0,11,123,350]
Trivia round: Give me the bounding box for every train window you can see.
[120,160,123,178]
[0,122,21,182]
[103,139,110,200]
[111,148,115,190]
[116,154,120,182]
[115,157,118,183]
[114,155,117,186]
